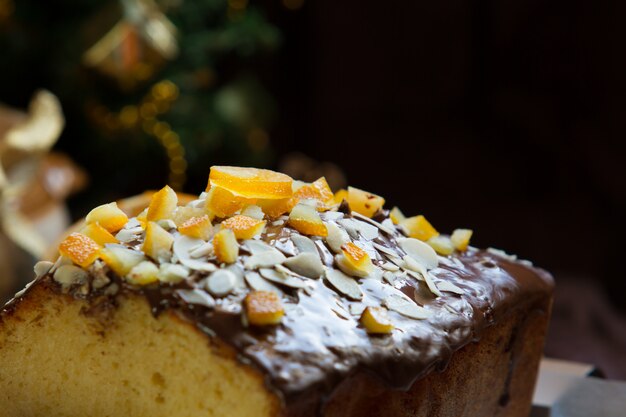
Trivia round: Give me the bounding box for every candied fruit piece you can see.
[100,244,146,276]
[400,215,439,241]
[58,233,101,268]
[360,306,394,334]
[126,261,159,285]
[213,228,239,264]
[205,186,254,218]
[80,223,118,246]
[147,186,178,221]
[179,215,214,240]
[333,189,348,205]
[451,228,473,251]
[172,206,208,227]
[337,242,374,277]
[208,166,293,200]
[220,215,266,240]
[136,208,148,228]
[143,222,175,260]
[245,290,284,326]
[389,206,406,225]
[427,235,455,256]
[258,197,294,218]
[311,177,335,204]
[347,186,385,218]
[288,203,327,237]
[85,202,128,233]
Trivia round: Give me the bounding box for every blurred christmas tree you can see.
[0,0,281,211]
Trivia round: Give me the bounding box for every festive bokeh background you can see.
[1,0,625,377]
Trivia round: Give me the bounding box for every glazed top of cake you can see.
[3,166,554,412]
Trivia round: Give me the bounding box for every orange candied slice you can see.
[172,206,208,227]
[288,203,327,237]
[58,233,101,268]
[311,177,335,204]
[338,242,374,277]
[360,306,394,334]
[205,185,254,218]
[147,185,178,221]
[220,215,266,240]
[333,189,348,205]
[451,228,473,251]
[258,197,294,218]
[213,228,239,264]
[80,223,118,246]
[347,186,385,218]
[208,166,293,200]
[85,202,128,233]
[245,290,284,326]
[401,215,439,241]
[389,206,406,225]
[143,222,175,260]
[179,215,214,240]
[289,177,335,210]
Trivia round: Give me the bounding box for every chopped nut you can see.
[221,215,266,239]
[53,265,89,289]
[360,306,394,334]
[178,215,214,240]
[336,242,374,278]
[213,228,239,264]
[426,235,455,256]
[244,290,284,326]
[288,203,327,237]
[58,233,101,268]
[147,185,178,221]
[127,261,160,285]
[142,222,175,261]
[400,215,439,241]
[282,252,324,279]
[33,261,53,278]
[324,268,363,300]
[80,223,118,246]
[206,269,237,296]
[389,206,406,225]
[100,244,146,276]
[451,229,473,251]
[85,202,129,233]
[347,186,385,218]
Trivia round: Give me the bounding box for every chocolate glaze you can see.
[2,210,554,415]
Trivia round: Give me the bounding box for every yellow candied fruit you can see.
[85,202,128,233]
[142,222,175,260]
[338,242,374,277]
[311,177,335,204]
[80,223,118,246]
[58,233,101,268]
[288,203,327,237]
[333,189,348,205]
[179,215,214,240]
[245,290,284,326]
[206,186,255,218]
[451,228,473,251]
[172,206,208,227]
[389,206,406,225]
[360,306,394,334]
[347,186,385,218]
[136,208,148,228]
[427,235,455,256]
[147,185,178,221]
[208,166,293,200]
[220,215,266,240]
[126,261,159,285]
[213,228,239,264]
[257,197,293,219]
[100,244,146,276]
[401,215,439,241]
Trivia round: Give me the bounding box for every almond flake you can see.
[53,265,89,288]
[259,268,307,289]
[487,247,518,261]
[244,250,286,270]
[244,271,283,295]
[324,268,363,300]
[33,261,53,277]
[272,219,285,226]
[206,269,237,296]
[402,256,442,297]
[243,239,277,255]
[282,252,324,279]
[242,205,265,220]
[352,219,379,240]
[381,262,399,272]
[397,237,439,270]
[351,212,395,235]
[157,219,177,230]
[382,271,396,284]
[349,303,366,316]
[436,280,465,295]
[337,218,359,239]
[291,235,318,255]
[158,263,190,283]
[189,241,213,258]
[372,242,400,258]
[325,222,350,253]
[115,226,144,243]
[384,294,431,320]
[173,235,217,272]
[176,288,216,308]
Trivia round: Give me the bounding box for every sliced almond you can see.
[402,255,442,297]
[383,294,431,320]
[53,265,88,288]
[241,205,265,220]
[352,219,379,240]
[352,212,395,235]
[381,261,399,272]
[244,271,283,296]
[324,268,363,301]
[115,226,144,243]
[206,269,237,296]
[244,250,286,270]
[243,239,277,255]
[291,234,318,255]
[397,237,438,270]
[282,252,324,279]
[158,263,190,283]
[337,218,359,239]
[259,268,307,289]
[189,241,214,258]
[173,235,217,272]
[33,261,53,278]
[382,271,396,285]
[127,261,159,285]
[325,222,350,253]
[176,289,216,308]
[436,280,465,295]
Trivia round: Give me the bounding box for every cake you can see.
[0,166,554,416]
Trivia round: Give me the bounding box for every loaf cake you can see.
[0,166,554,416]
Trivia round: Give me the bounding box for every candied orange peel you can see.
[208,166,293,200]
[213,228,239,264]
[360,306,394,334]
[288,202,327,236]
[80,223,118,246]
[245,290,284,326]
[85,202,128,233]
[59,233,101,268]
[147,185,178,221]
[451,228,473,251]
[338,242,374,277]
[347,186,385,218]
[143,222,175,260]
[220,215,266,240]
[178,215,214,240]
[401,215,439,241]
[205,185,254,218]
